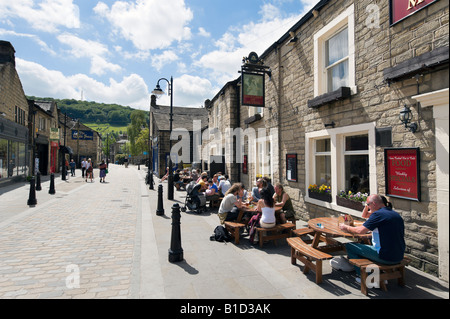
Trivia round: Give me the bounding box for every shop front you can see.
[0,117,29,183]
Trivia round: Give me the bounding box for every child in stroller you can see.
[181,181,207,214]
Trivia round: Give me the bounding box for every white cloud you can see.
[0,28,57,55]
[151,50,179,72]
[57,33,122,75]
[0,0,80,33]
[16,58,149,109]
[198,27,211,38]
[152,74,218,108]
[94,0,193,51]
[194,3,309,86]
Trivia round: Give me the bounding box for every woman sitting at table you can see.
[256,188,276,229]
[273,183,296,224]
[218,183,244,224]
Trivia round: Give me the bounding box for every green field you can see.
[85,123,128,136]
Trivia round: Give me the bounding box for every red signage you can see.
[390,0,439,25]
[385,148,421,201]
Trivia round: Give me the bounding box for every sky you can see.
[0,0,319,111]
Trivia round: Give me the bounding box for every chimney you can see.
[0,41,16,66]
[151,94,158,108]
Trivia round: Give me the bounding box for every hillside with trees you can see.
[27,96,140,126]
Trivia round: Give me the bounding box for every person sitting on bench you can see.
[339,194,406,280]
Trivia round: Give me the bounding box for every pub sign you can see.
[385,148,421,201]
[390,0,439,25]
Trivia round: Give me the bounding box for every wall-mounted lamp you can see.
[287,31,298,46]
[399,105,418,133]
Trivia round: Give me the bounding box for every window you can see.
[305,123,377,216]
[314,139,331,186]
[249,106,263,118]
[39,117,46,131]
[254,136,272,181]
[344,135,369,194]
[326,27,349,92]
[314,4,356,97]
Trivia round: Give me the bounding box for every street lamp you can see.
[152,76,174,200]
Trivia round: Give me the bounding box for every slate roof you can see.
[152,105,208,132]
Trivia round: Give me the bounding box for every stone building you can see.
[150,95,208,178]
[32,100,59,175]
[205,0,448,281]
[0,41,30,184]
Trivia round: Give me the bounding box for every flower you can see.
[309,183,331,194]
[338,190,369,202]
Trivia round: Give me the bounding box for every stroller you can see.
[181,181,207,214]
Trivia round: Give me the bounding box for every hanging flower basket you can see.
[308,190,332,202]
[336,196,364,211]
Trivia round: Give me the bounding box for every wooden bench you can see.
[256,223,296,248]
[349,257,410,295]
[287,237,333,284]
[292,227,314,243]
[224,221,246,244]
[209,197,223,208]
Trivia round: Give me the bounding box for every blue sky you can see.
[1,0,318,110]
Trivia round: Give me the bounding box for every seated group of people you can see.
[217,177,297,228]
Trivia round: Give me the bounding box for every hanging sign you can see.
[385,148,421,201]
[242,72,265,107]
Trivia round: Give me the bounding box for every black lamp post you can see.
[152,77,174,200]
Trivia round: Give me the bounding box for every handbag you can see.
[105,168,108,174]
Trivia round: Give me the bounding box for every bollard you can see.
[168,203,183,263]
[49,173,56,195]
[62,165,66,181]
[27,176,37,206]
[138,163,140,170]
[35,172,42,191]
[149,170,154,190]
[156,184,164,215]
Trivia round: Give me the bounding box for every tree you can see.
[127,110,147,156]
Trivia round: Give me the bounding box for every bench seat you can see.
[287,237,333,284]
[224,221,246,244]
[255,223,296,248]
[349,257,410,295]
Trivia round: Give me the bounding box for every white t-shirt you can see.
[261,206,276,224]
[218,194,237,216]
[81,160,87,168]
[219,180,231,194]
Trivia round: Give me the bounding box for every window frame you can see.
[313,4,356,97]
[305,123,377,217]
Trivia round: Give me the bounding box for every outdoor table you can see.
[307,217,372,253]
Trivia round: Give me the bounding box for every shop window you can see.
[314,4,356,97]
[305,123,377,215]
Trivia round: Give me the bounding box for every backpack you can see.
[210,226,231,242]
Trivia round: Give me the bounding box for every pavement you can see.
[0,164,448,302]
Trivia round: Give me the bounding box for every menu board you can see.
[286,154,297,182]
[385,148,421,201]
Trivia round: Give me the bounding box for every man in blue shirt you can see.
[339,194,405,277]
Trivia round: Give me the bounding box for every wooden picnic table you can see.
[308,217,371,253]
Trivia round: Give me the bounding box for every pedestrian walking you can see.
[81,157,87,178]
[69,159,76,176]
[85,158,93,182]
[99,160,107,183]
